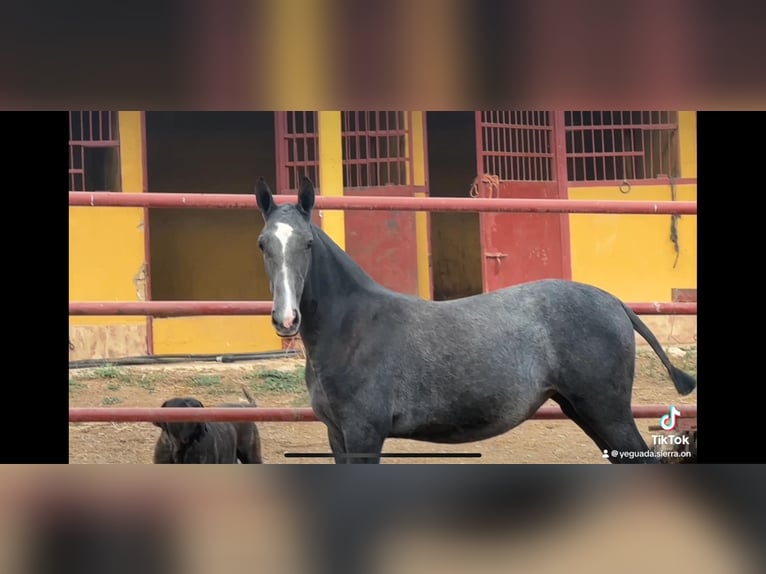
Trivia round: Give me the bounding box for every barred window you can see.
[342,111,409,187]
[275,112,319,192]
[68,111,121,192]
[476,111,554,181]
[565,111,679,182]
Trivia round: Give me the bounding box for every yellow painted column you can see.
[117,111,149,307]
[410,111,432,300]
[69,111,148,358]
[118,111,147,193]
[677,111,697,179]
[318,111,345,249]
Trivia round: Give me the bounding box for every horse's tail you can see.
[240,385,257,405]
[621,303,696,396]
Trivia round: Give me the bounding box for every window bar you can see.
[597,111,609,179]
[291,123,299,188]
[529,111,535,181]
[578,113,586,181]
[481,124,492,179]
[540,112,546,181]
[529,111,536,180]
[506,114,512,180]
[497,114,503,180]
[302,113,309,183]
[547,112,553,180]
[487,113,494,179]
[633,126,640,180]
[538,111,544,181]
[493,112,500,180]
[345,120,351,187]
[521,112,527,181]
[380,112,386,185]
[389,116,394,185]
[357,112,364,187]
[536,111,542,181]
[607,111,614,182]
[401,112,407,185]
[530,112,535,181]
[504,111,509,181]
[502,112,508,179]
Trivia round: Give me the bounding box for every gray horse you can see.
[255,177,696,464]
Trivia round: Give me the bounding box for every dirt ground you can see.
[68,346,697,464]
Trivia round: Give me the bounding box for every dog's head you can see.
[154,397,207,444]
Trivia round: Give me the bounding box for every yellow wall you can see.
[568,184,697,301]
[149,209,271,301]
[567,113,697,302]
[69,111,146,329]
[153,317,280,354]
[677,111,696,179]
[145,112,282,354]
[68,207,146,326]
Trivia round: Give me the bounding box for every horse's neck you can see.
[299,226,380,347]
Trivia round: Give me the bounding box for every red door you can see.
[344,186,420,294]
[275,111,428,296]
[475,111,571,292]
[341,112,426,296]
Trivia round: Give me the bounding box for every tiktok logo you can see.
[659,405,681,431]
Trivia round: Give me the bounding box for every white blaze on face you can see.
[273,222,296,328]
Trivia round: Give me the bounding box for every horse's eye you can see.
[306,239,313,249]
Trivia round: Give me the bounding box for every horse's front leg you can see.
[326,424,348,464]
[341,419,387,464]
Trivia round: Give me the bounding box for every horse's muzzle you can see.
[273,308,300,337]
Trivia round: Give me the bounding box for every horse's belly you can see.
[390,411,527,444]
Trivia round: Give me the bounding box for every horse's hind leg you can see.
[551,393,611,454]
[555,392,657,464]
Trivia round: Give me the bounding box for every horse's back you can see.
[423,279,631,340]
[397,278,637,393]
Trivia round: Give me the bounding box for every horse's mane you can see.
[308,222,393,296]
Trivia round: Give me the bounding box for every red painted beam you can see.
[69,192,697,215]
[68,405,697,423]
[68,301,697,317]
[69,301,274,317]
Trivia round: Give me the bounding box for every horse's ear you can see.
[255,178,275,219]
[297,177,315,219]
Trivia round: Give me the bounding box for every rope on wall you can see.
[469,174,500,198]
[669,175,680,268]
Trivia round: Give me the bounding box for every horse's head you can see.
[255,177,315,337]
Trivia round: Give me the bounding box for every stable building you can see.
[69,111,697,358]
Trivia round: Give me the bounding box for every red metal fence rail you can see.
[69,191,697,426]
[69,405,698,423]
[69,192,697,215]
[69,301,696,317]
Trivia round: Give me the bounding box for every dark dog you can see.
[153,386,263,464]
